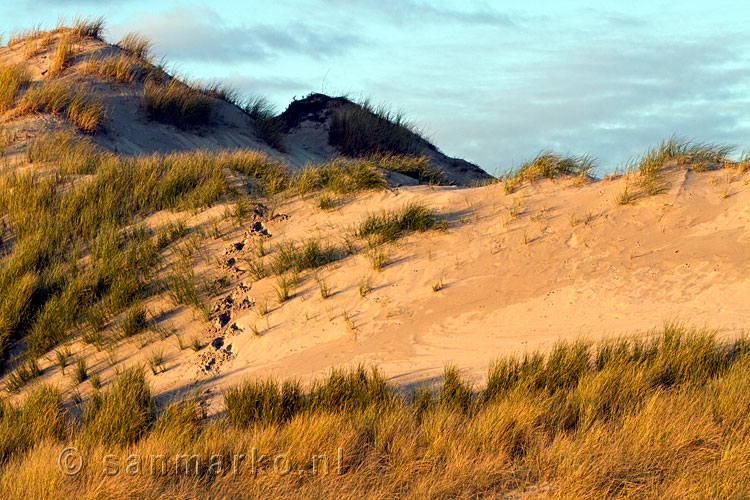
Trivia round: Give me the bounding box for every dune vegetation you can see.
[1,325,750,498]
[1,16,750,500]
[0,123,443,379]
[328,98,428,158]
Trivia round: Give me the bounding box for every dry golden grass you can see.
[142,79,213,128]
[16,80,104,133]
[84,54,148,85]
[503,152,596,193]
[6,26,46,49]
[50,35,75,76]
[69,16,106,40]
[0,327,749,498]
[0,64,31,111]
[21,32,53,60]
[117,33,153,61]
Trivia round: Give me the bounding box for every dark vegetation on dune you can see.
[280,93,436,158]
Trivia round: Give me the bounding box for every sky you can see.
[1,1,748,175]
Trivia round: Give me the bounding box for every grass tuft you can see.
[55,347,70,374]
[83,367,153,446]
[630,136,735,198]
[120,303,148,338]
[0,64,32,111]
[355,203,437,244]
[329,99,425,157]
[70,16,106,39]
[148,349,165,375]
[50,35,75,75]
[16,80,105,132]
[224,379,303,427]
[85,53,152,85]
[503,152,595,193]
[142,79,213,128]
[117,32,153,61]
[244,96,285,150]
[72,358,87,385]
[5,359,42,393]
[440,366,473,413]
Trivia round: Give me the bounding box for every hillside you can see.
[3,140,749,411]
[0,25,489,185]
[278,93,491,185]
[2,19,750,500]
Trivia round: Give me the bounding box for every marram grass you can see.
[1,326,750,498]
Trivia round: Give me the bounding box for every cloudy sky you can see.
[1,1,748,174]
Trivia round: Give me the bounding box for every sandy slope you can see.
[0,33,489,184]
[7,165,748,413]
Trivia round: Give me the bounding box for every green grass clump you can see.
[26,129,105,174]
[120,303,148,338]
[0,64,32,111]
[317,194,336,210]
[90,373,101,390]
[224,367,393,427]
[55,347,70,374]
[168,265,207,317]
[155,220,187,250]
[440,366,473,413]
[223,149,290,196]
[632,136,735,197]
[295,157,388,197]
[0,273,38,366]
[503,152,595,193]
[83,367,153,446]
[308,366,393,412]
[270,240,338,276]
[224,379,303,427]
[374,154,444,184]
[72,358,87,384]
[20,385,65,439]
[142,79,213,128]
[148,349,165,375]
[329,99,425,157]
[5,359,42,393]
[245,259,268,281]
[368,246,389,271]
[190,336,201,352]
[274,274,293,303]
[317,277,331,299]
[355,203,437,243]
[0,384,65,463]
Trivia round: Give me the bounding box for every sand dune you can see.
[7,163,746,413]
[0,31,488,185]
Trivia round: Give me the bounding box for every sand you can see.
[6,165,748,414]
[2,31,749,414]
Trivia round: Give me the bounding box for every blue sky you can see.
[2,1,749,174]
